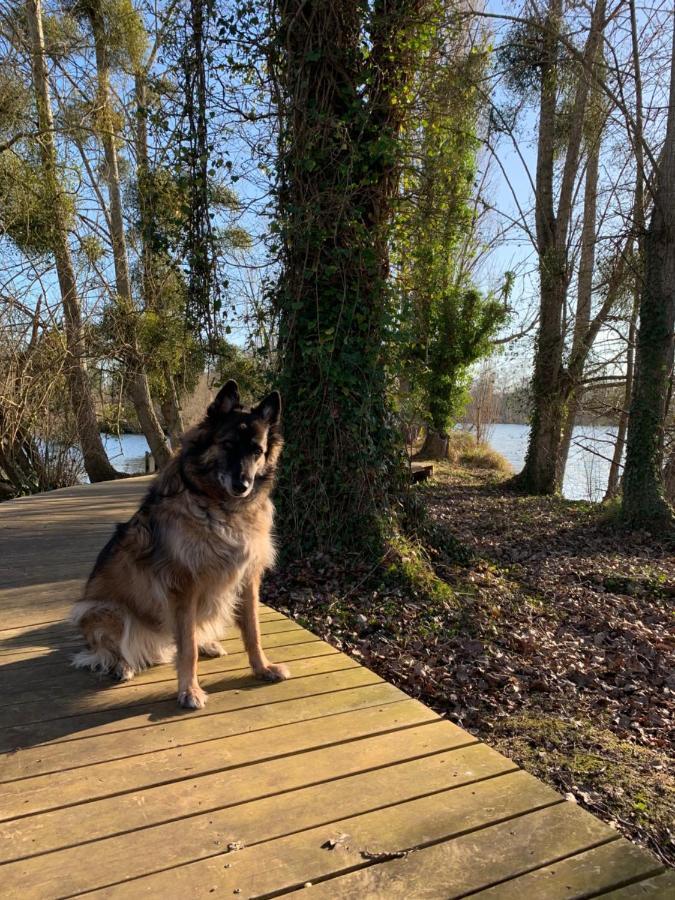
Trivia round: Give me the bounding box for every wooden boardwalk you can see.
[0,478,672,899]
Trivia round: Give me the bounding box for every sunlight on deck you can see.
[0,478,670,898]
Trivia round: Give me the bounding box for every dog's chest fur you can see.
[153,489,276,588]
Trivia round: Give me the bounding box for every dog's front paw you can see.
[199,640,226,658]
[255,662,290,682]
[177,685,208,709]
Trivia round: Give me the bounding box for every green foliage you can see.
[394,19,506,437]
[497,19,549,96]
[104,0,147,70]
[427,287,506,433]
[67,0,147,70]
[0,69,31,136]
[211,341,268,404]
[0,152,75,255]
[79,234,105,263]
[41,10,83,60]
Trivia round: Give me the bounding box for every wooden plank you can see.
[0,629,328,729]
[1,623,305,693]
[0,661,373,753]
[0,682,410,783]
[0,614,295,666]
[4,743,528,898]
[283,805,623,899]
[600,870,675,898]
[2,633,327,696]
[74,770,560,899]
[0,607,283,643]
[0,697,440,822]
[2,636,323,703]
[0,613,293,658]
[464,839,664,899]
[0,718,468,861]
[0,619,302,688]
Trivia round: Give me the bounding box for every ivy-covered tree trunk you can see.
[271,0,425,552]
[622,23,675,528]
[87,6,172,468]
[25,0,118,482]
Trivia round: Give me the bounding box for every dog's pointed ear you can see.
[254,390,281,427]
[208,380,240,419]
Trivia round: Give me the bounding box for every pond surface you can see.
[101,433,152,475]
[104,424,620,502]
[487,423,618,502]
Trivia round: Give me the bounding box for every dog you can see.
[71,380,288,709]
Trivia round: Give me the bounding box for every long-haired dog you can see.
[71,380,288,709]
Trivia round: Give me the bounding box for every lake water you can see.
[483,423,619,502]
[104,424,620,502]
[102,433,152,475]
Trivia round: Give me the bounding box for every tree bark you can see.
[621,19,675,527]
[25,0,118,482]
[418,430,449,460]
[558,102,601,475]
[606,0,646,503]
[88,9,172,468]
[605,296,637,499]
[271,0,427,552]
[517,0,606,494]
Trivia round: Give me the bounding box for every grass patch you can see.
[459,443,512,473]
[416,429,512,473]
[492,713,674,864]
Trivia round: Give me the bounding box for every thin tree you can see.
[78,0,172,467]
[513,0,606,494]
[621,14,675,528]
[24,0,118,481]
[605,0,645,500]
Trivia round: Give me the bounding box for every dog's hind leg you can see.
[237,569,290,682]
[72,605,130,678]
[199,640,226,658]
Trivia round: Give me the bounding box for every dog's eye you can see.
[222,441,234,451]
[251,446,263,458]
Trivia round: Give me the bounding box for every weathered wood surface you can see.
[0,477,667,898]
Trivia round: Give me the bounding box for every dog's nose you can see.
[232,479,250,495]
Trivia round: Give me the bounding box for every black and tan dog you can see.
[71,380,288,709]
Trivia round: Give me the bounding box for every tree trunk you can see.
[89,10,172,469]
[664,443,675,505]
[271,0,425,553]
[135,73,184,447]
[605,299,637,499]
[558,109,601,477]
[160,365,185,446]
[517,0,605,495]
[621,21,675,528]
[24,0,118,483]
[418,430,449,460]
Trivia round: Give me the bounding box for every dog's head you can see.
[182,380,283,500]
